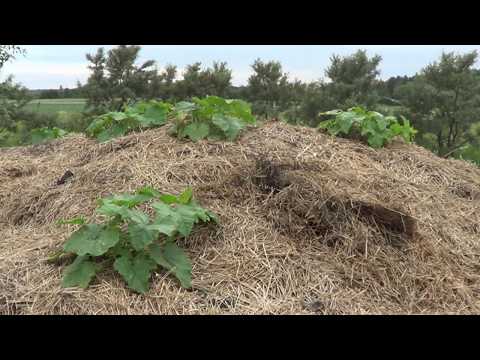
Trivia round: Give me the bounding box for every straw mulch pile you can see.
[1,120,480,314]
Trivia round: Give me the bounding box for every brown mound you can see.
[1,122,480,314]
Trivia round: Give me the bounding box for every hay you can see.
[1,121,480,314]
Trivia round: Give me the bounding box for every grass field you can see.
[23,98,87,114]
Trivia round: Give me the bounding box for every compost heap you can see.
[1,121,480,314]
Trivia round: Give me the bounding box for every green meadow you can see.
[23,98,87,114]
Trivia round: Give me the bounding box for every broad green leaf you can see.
[141,105,168,126]
[159,194,178,204]
[367,133,388,148]
[64,224,120,256]
[175,101,196,113]
[212,115,244,141]
[57,217,86,225]
[183,122,210,142]
[191,206,209,222]
[385,116,398,125]
[95,115,133,143]
[224,99,256,124]
[111,112,129,121]
[148,242,192,288]
[123,209,150,224]
[100,193,152,208]
[86,114,113,138]
[319,109,342,116]
[175,204,199,232]
[360,117,378,136]
[96,202,126,217]
[150,216,178,237]
[128,223,158,251]
[62,255,98,289]
[189,200,218,223]
[147,243,171,269]
[336,112,358,134]
[318,120,333,129]
[320,107,417,149]
[373,115,388,132]
[114,252,157,294]
[170,97,255,142]
[390,117,417,142]
[128,102,147,114]
[178,204,202,224]
[30,127,69,144]
[162,242,192,288]
[152,201,176,218]
[389,123,404,137]
[176,220,194,237]
[206,210,219,224]
[178,187,193,204]
[96,203,149,224]
[136,186,161,199]
[54,128,68,137]
[109,241,132,258]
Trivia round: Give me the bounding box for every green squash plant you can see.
[30,127,68,144]
[168,96,256,142]
[58,186,218,293]
[86,101,172,142]
[318,106,417,148]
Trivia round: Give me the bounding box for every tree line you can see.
[1,45,480,164]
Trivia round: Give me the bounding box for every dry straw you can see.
[1,121,479,314]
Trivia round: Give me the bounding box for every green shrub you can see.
[14,110,58,130]
[55,111,91,133]
[456,144,480,166]
[0,128,19,147]
[318,106,417,148]
[0,121,31,147]
[169,96,256,142]
[57,187,218,293]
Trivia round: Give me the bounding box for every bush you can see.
[55,111,91,133]
[15,110,58,130]
[456,144,480,166]
[0,121,30,147]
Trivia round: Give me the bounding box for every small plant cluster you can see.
[58,187,218,294]
[85,101,172,142]
[30,127,69,144]
[85,96,256,143]
[169,96,256,141]
[318,107,417,148]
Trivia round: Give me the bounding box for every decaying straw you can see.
[1,121,479,314]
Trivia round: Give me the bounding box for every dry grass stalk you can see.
[1,121,479,314]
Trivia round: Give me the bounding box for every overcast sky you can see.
[1,45,479,89]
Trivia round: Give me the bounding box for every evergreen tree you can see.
[323,49,382,108]
[246,59,290,117]
[396,51,480,157]
[83,45,159,113]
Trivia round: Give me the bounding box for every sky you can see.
[1,45,479,89]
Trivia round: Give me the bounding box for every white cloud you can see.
[1,60,90,88]
[2,45,479,89]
